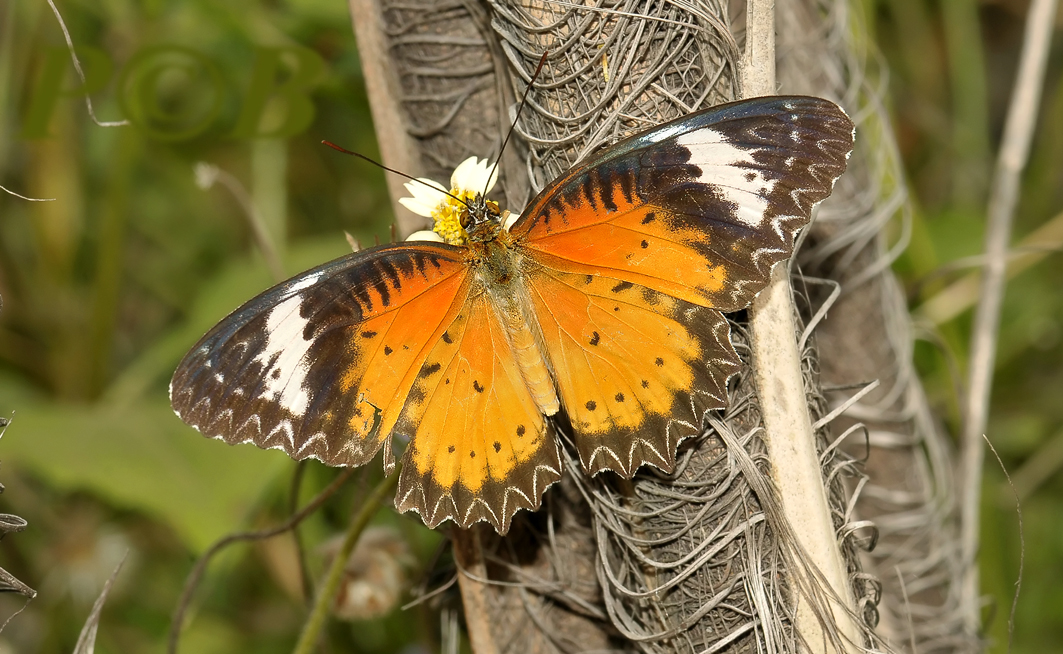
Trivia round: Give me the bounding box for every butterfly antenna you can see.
[321,141,471,209]
[483,51,550,198]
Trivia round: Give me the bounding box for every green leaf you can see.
[0,398,292,553]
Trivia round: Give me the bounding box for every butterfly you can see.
[170,95,854,535]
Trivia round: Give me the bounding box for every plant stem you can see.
[291,469,400,654]
[959,0,1059,635]
[744,0,860,649]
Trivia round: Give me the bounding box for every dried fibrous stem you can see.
[744,0,863,648]
[347,0,425,236]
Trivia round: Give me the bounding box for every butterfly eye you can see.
[459,209,471,230]
[485,200,501,218]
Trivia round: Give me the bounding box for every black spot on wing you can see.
[589,331,600,346]
[473,380,484,393]
[419,362,441,377]
[493,441,501,453]
[611,281,633,293]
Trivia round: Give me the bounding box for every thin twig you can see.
[289,461,313,606]
[959,0,1058,635]
[0,598,32,636]
[982,435,1024,654]
[73,553,128,654]
[916,207,1063,324]
[0,185,55,202]
[194,163,287,283]
[167,468,357,654]
[45,0,129,128]
[291,469,399,654]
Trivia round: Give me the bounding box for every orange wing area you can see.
[170,243,472,471]
[509,96,854,312]
[524,264,740,477]
[393,288,562,533]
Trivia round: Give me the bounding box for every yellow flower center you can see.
[431,189,477,245]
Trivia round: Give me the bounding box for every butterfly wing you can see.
[510,96,853,476]
[509,96,855,311]
[170,243,471,470]
[523,266,739,476]
[392,288,562,533]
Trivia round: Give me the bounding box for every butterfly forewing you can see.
[170,243,469,469]
[510,96,855,312]
[508,95,853,477]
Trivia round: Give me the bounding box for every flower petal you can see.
[451,157,497,196]
[397,196,434,217]
[502,211,519,231]
[450,157,477,191]
[405,230,445,243]
[399,178,448,217]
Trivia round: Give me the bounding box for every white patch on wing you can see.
[254,294,314,417]
[646,122,688,143]
[675,128,777,229]
[290,271,322,293]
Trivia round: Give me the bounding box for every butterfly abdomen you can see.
[474,238,561,418]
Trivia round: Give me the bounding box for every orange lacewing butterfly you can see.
[171,95,854,534]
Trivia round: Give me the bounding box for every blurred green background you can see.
[0,0,1059,652]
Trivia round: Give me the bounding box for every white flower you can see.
[450,156,498,198]
[404,229,444,243]
[399,156,499,245]
[397,178,448,218]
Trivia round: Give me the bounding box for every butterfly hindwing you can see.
[524,264,739,476]
[510,96,855,311]
[394,288,562,533]
[170,243,470,468]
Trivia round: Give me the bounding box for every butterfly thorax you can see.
[463,205,561,418]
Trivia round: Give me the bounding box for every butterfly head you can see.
[460,193,505,243]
